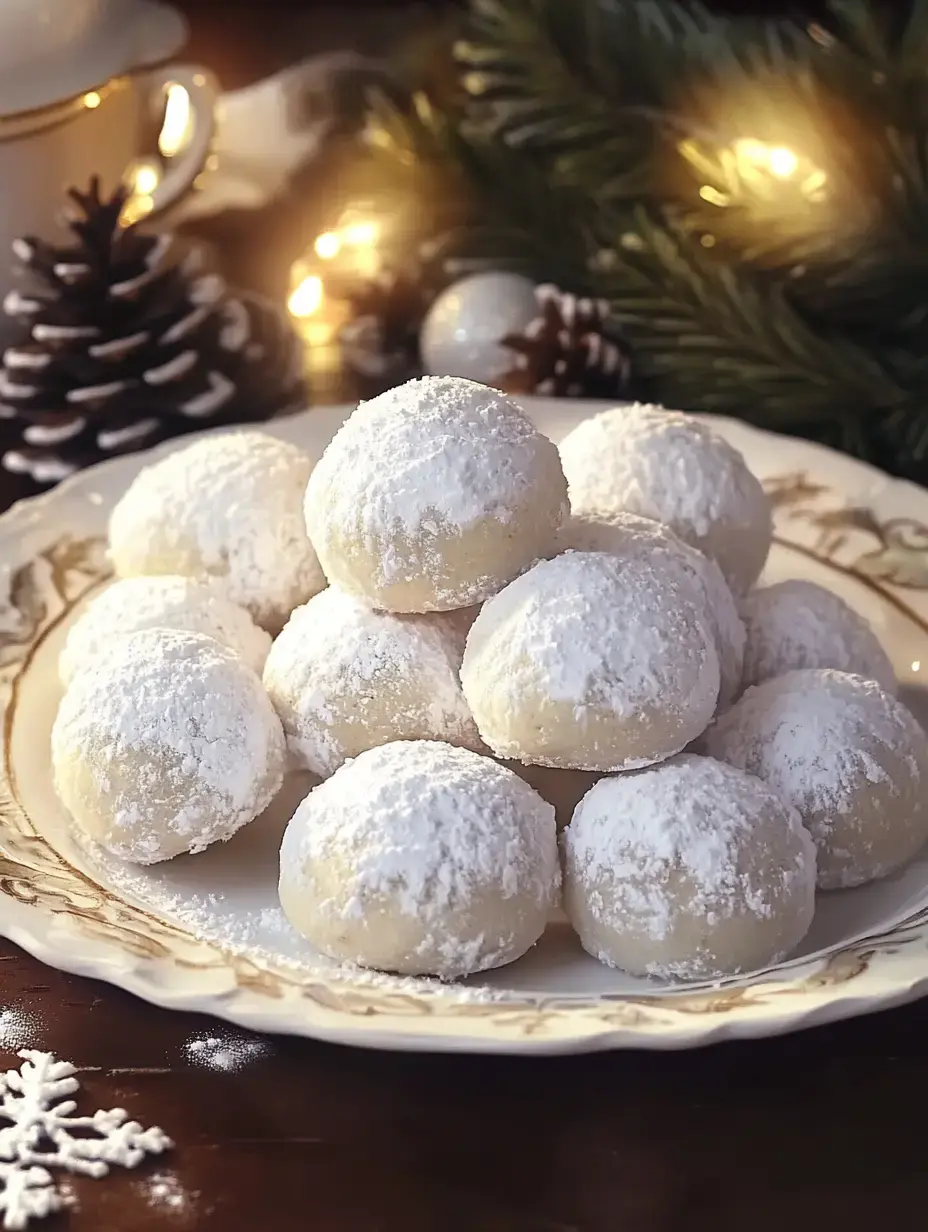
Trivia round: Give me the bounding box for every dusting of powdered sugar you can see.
[52,629,286,863]
[558,403,771,592]
[461,551,720,768]
[279,740,560,979]
[706,668,928,887]
[71,826,515,1004]
[183,1031,271,1072]
[559,508,745,708]
[263,587,481,776]
[739,579,896,695]
[562,753,816,979]
[304,375,568,607]
[139,1170,200,1216]
[0,1006,42,1051]
[108,431,325,630]
[58,575,272,686]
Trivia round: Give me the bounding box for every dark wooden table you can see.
[3,4,927,1229]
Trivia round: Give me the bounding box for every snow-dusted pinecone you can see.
[339,265,429,381]
[0,178,306,484]
[499,283,632,398]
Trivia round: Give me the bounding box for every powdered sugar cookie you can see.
[109,430,325,631]
[304,376,568,612]
[562,754,816,979]
[560,508,745,708]
[59,575,271,686]
[559,404,771,593]
[461,550,720,771]
[263,586,481,776]
[739,579,896,695]
[53,628,286,864]
[278,740,560,978]
[706,669,928,889]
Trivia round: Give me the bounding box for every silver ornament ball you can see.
[420,271,538,385]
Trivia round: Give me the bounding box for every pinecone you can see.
[338,265,429,382]
[499,284,632,398]
[0,179,306,484]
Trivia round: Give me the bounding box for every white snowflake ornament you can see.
[0,1050,171,1229]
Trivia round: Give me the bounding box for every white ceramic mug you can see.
[0,68,218,227]
[0,0,217,310]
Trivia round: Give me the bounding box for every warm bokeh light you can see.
[289,203,392,352]
[767,146,799,178]
[733,138,805,182]
[682,135,829,212]
[132,162,160,196]
[120,194,154,226]
[159,83,193,158]
[83,91,102,110]
[314,232,341,260]
[288,275,324,319]
[341,220,379,248]
[311,215,382,278]
[120,159,161,224]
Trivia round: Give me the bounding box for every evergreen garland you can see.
[366,0,928,482]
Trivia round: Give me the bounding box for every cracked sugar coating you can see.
[108,431,326,631]
[560,508,745,709]
[562,754,816,980]
[461,551,720,772]
[59,575,272,687]
[262,586,482,777]
[303,376,569,612]
[706,669,928,889]
[559,404,771,594]
[278,740,560,978]
[739,579,896,695]
[52,628,286,864]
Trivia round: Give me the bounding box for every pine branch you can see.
[458,0,811,197]
[365,92,593,284]
[358,0,928,479]
[596,208,918,434]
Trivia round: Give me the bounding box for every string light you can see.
[767,146,799,178]
[681,136,829,211]
[132,162,160,196]
[288,206,386,345]
[314,232,341,260]
[340,220,379,249]
[119,159,161,224]
[287,274,323,318]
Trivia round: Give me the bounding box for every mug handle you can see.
[143,65,219,216]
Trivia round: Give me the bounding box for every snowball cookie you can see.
[740,579,896,695]
[304,376,569,612]
[109,431,326,631]
[706,669,928,889]
[52,628,286,864]
[59,575,272,687]
[562,754,816,980]
[278,740,560,978]
[559,404,772,594]
[263,586,482,776]
[560,508,745,708]
[461,551,720,771]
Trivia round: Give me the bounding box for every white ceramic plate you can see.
[4,398,928,1055]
